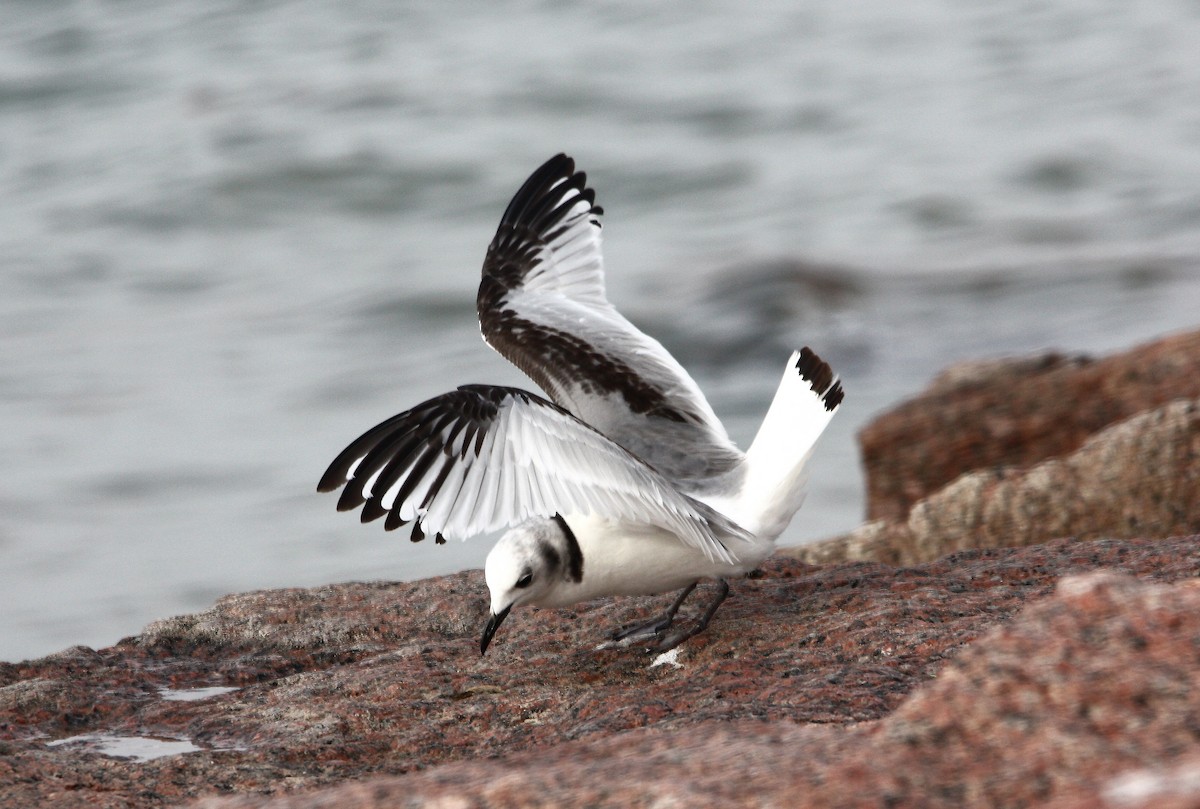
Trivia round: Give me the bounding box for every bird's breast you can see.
[532,514,763,607]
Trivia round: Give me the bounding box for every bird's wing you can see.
[476,153,742,481]
[317,384,750,563]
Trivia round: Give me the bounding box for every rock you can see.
[789,397,1200,566]
[193,563,1200,808]
[1064,753,1200,809]
[2,537,1200,808]
[859,329,1200,522]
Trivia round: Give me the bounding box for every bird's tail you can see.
[733,348,843,541]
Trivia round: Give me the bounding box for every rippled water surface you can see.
[3,1,1199,661]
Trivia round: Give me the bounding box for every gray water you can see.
[3,1,1199,663]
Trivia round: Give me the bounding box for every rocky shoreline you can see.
[3,328,1199,808]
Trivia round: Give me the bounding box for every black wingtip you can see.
[544,152,574,175]
[318,457,354,494]
[796,347,845,412]
[360,496,387,523]
[336,484,367,512]
[497,153,600,232]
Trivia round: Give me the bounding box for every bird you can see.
[318,153,844,655]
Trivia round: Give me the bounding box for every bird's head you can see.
[480,516,581,654]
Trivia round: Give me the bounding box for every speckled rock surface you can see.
[789,396,1200,566]
[2,537,1199,808]
[191,563,1200,808]
[1060,753,1200,809]
[858,328,1200,522]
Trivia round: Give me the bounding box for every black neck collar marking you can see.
[552,514,584,583]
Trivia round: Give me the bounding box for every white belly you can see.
[532,513,770,608]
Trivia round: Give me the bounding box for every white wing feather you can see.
[317,385,746,563]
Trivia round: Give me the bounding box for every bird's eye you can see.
[515,570,533,588]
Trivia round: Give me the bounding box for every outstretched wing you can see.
[477,154,742,482]
[317,385,748,563]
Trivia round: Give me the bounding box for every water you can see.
[46,731,244,760]
[2,1,1199,663]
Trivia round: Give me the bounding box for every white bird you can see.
[318,154,844,654]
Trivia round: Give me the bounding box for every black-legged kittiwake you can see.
[318,154,844,655]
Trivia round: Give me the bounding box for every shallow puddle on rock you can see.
[46,733,203,761]
[156,685,240,702]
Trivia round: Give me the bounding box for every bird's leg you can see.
[652,578,730,652]
[611,581,698,641]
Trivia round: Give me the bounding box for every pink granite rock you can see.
[3,537,1200,808]
[859,329,1200,522]
[790,397,1200,566]
[182,563,1200,808]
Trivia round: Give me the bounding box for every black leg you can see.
[652,578,730,652]
[611,581,698,641]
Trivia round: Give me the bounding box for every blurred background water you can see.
[2,0,1199,662]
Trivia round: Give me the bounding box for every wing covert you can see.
[477,154,742,481]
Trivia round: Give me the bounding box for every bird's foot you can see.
[607,580,699,645]
[650,625,699,653]
[650,579,731,653]
[597,580,729,653]
[595,614,674,649]
[611,613,675,643]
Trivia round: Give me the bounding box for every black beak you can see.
[480,605,512,655]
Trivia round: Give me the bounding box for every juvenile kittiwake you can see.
[318,153,844,655]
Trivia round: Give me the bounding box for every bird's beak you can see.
[480,604,512,655]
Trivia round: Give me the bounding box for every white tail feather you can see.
[733,348,843,540]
